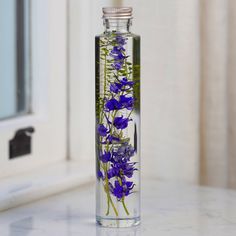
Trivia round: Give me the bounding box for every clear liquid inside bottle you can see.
[95,9,140,227]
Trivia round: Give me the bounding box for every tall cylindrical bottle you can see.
[95,7,140,227]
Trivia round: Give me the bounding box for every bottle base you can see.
[96,216,140,228]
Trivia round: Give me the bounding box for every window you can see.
[0,0,67,178]
[0,0,30,120]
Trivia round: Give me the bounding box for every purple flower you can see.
[105,95,134,111]
[120,77,134,87]
[108,162,137,179]
[107,167,119,179]
[106,143,137,179]
[100,151,111,163]
[122,162,137,178]
[110,83,122,94]
[97,170,104,179]
[114,53,126,61]
[112,62,123,70]
[112,144,135,163]
[97,124,108,137]
[110,47,126,61]
[110,79,134,94]
[110,36,127,71]
[112,45,124,53]
[111,46,125,53]
[113,116,130,130]
[109,181,123,199]
[119,95,134,110]
[109,179,135,200]
[107,135,120,144]
[105,98,122,111]
[123,180,135,196]
[116,35,127,46]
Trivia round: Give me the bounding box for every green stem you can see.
[122,197,130,215]
[104,54,107,101]
[117,177,130,216]
[127,110,133,119]
[103,164,119,217]
[109,194,119,217]
[105,187,110,215]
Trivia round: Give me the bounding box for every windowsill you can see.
[1,178,236,235]
[0,159,94,212]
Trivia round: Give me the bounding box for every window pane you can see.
[0,0,31,120]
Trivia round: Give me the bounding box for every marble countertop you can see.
[1,179,236,236]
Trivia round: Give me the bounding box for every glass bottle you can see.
[95,7,140,227]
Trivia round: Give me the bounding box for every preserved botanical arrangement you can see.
[96,7,140,227]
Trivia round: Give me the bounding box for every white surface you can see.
[0,160,93,212]
[0,0,67,178]
[1,180,236,235]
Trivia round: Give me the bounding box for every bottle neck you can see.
[103,19,132,33]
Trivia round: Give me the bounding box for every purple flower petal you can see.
[119,95,134,110]
[100,151,111,163]
[97,124,108,137]
[105,98,122,111]
[97,170,103,179]
[113,116,130,130]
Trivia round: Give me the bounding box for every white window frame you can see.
[0,0,120,212]
[0,0,67,178]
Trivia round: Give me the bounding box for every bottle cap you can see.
[102,7,133,19]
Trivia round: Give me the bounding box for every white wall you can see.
[121,0,200,183]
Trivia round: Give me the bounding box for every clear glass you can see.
[95,18,140,227]
[0,0,31,120]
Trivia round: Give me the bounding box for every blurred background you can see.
[0,0,236,191]
[71,0,236,189]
